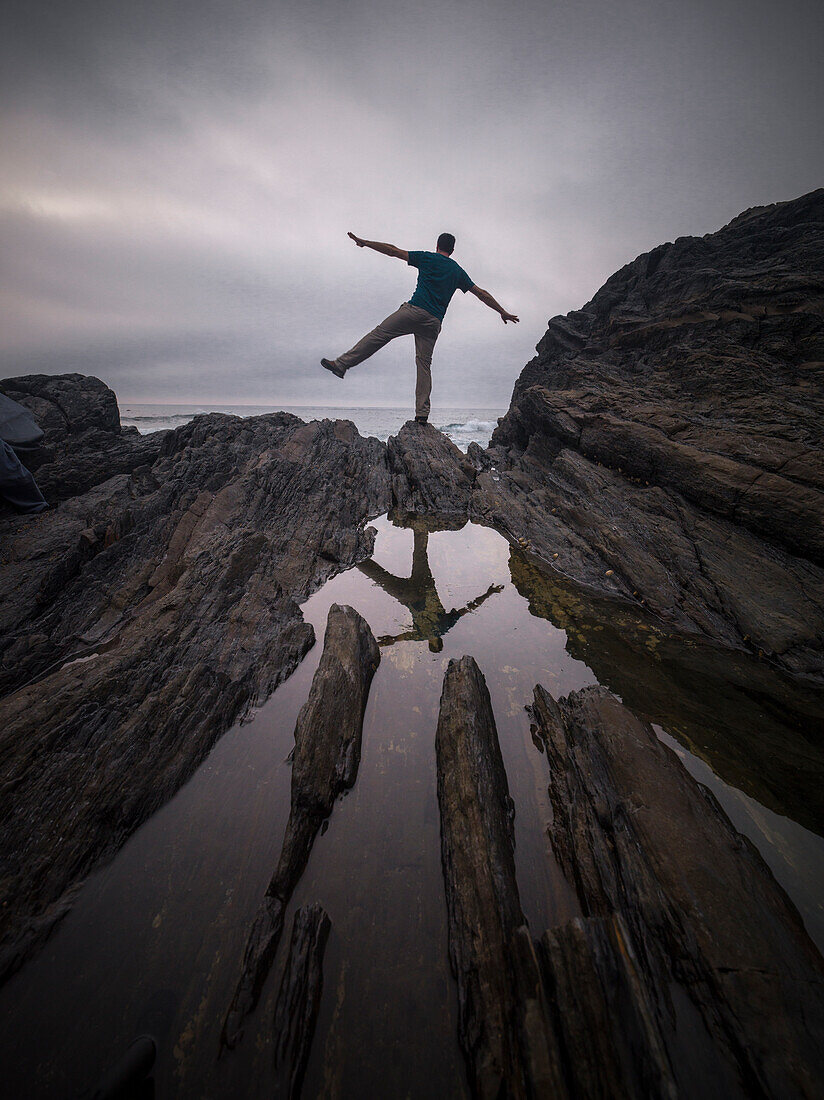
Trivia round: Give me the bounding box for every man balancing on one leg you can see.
[321,231,518,423]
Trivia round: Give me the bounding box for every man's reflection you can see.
[358,513,502,651]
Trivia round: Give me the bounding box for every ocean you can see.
[118,404,505,452]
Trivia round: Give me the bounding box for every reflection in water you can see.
[358,513,503,651]
[509,548,824,838]
[0,515,822,1099]
[509,546,824,953]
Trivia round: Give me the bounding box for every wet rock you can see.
[540,912,677,1099]
[483,189,824,681]
[436,656,824,1097]
[387,420,475,517]
[530,682,824,1098]
[222,604,379,1049]
[272,903,332,1100]
[435,656,565,1099]
[0,413,391,984]
[0,373,164,503]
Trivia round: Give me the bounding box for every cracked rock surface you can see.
[221,603,379,1049]
[530,683,824,1099]
[0,403,390,983]
[481,189,824,680]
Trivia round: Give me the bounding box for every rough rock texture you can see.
[0,408,390,984]
[435,656,566,1099]
[482,189,824,681]
[530,683,824,1099]
[387,420,476,517]
[436,656,824,1098]
[222,604,379,1049]
[0,374,163,502]
[272,903,332,1100]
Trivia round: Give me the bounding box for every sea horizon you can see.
[119,402,507,452]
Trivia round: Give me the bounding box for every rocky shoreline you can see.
[1,189,823,1095]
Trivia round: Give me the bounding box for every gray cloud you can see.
[1,0,822,406]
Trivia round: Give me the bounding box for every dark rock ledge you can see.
[0,387,389,984]
[435,655,566,1099]
[0,372,164,502]
[435,656,824,1098]
[221,604,379,1050]
[271,902,332,1100]
[479,189,824,682]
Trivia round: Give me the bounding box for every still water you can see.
[2,515,823,1097]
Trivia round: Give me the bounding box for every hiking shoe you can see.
[415,415,428,424]
[321,358,345,379]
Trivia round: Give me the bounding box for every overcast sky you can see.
[1,0,822,408]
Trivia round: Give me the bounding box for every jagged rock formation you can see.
[387,419,475,517]
[530,683,824,1098]
[435,656,824,1098]
[0,373,163,502]
[222,604,379,1049]
[482,189,824,681]
[0,407,389,984]
[272,903,332,1100]
[435,656,566,1098]
[2,187,823,1034]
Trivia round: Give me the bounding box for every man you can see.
[321,231,518,423]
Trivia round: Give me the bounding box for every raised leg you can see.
[335,305,415,372]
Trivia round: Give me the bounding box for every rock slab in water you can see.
[272,903,332,1100]
[436,656,824,1098]
[530,683,824,1098]
[221,604,379,1049]
[435,655,565,1099]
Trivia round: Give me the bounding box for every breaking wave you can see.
[436,418,499,450]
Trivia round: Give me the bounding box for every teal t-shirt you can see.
[407,251,474,321]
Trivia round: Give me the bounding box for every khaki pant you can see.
[334,302,441,418]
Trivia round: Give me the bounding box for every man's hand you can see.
[346,233,408,261]
[471,285,519,323]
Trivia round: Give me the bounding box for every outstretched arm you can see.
[470,285,519,324]
[348,231,408,262]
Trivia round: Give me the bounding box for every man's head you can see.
[437,232,456,255]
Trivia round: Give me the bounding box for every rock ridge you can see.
[482,188,824,680]
[0,399,391,983]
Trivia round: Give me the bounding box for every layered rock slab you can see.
[388,419,476,518]
[272,903,332,1100]
[222,604,379,1049]
[435,655,565,1099]
[484,189,824,681]
[436,654,824,1097]
[530,683,824,1098]
[0,411,391,984]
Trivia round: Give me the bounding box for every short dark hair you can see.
[437,232,456,254]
